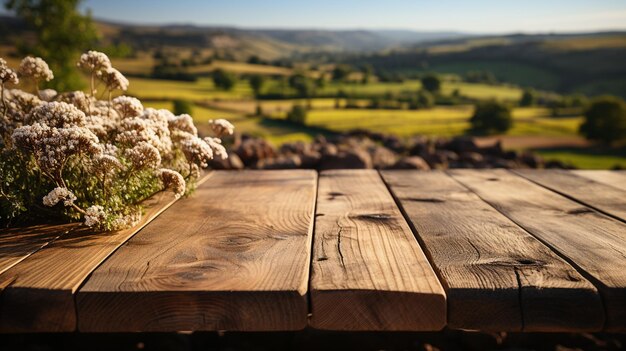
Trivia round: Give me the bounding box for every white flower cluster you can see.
[84,205,106,227]
[77,51,112,72]
[158,168,186,198]
[1,52,235,230]
[112,96,143,118]
[209,119,235,137]
[98,67,129,92]
[12,121,101,174]
[0,58,19,85]
[43,187,77,207]
[19,57,54,82]
[26,101,86,128]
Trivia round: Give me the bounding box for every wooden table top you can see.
[0,170,624,333]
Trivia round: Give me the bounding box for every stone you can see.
[391,156,431,170]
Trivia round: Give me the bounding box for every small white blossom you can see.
[112,96,143,118]
[26,101,86,128]
[18,56,54,82]
[110,211,141,230]
[92,154,124,175]
[168,114,197,136]
[208,119,234,137]
[158,168,186,198]
[39,89,57,101]
[97,67,129,91]
[124,142,161,169]
[12,123,101,174]
[0,58,19,85]
[204,137,228,160]
[77,51,111,72]
[42,187,76,207]
[84,205,106,227]
[181,135,213,167]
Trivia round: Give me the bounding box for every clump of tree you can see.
[288,73,314,98]
[6,0,98,90]
[249,75,265,97]
[421,74,441,94]
[579,96,626,145]
[470,101,513,134]
[409,90,434,110]
[332,65,352,82]
[519,89,536,107]
[286,104,307,125]
[151,62,197,82]
[465,71,497,84]
[212,69,237,90]
[360,64,373,84]
[173,99,193,115]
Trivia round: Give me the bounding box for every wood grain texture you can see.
[77,170,317,332]
[310,170,446,331]
[0,223,78,275]
[515,170,626,223]
[450,169,626,332]
[0,175,201,333]
[571,170,626,191]
[382,170,603,332]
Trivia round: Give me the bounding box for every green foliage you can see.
[520,89,536,107]
[98,43,134,58]
[470,101,513,134]
[288,73,314,98]
[332,65,352,82]
[579,96,626,144]
[172,99,193,115]
[409,90,434,109]
[249,74,265,97]
[151,62,197,82]
[421,74,441,93]
[465,70,497,85]
[286,104,307,125]
[212,68,237,90]
[5,0,98,91]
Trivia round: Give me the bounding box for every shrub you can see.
[212,69,237,90]
[249,75,265,97]
[579,96,626,145]
[520,89,536,107]
[286,104,307,125]
[409,90,434,109]
[470,101,513,134]
[0,52,234,230]
[421,74,441,93]
[173,99,193,115]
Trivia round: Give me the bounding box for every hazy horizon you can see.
[68,0,626,34]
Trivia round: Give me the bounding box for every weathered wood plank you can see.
[310,170,446,331]
[0,223,77,275]
[77,170,316,332]
[450,169,626,332]
[571,170,626,191]
[382,170,603,332]
[0,174,206,333]
[515,170,626,222]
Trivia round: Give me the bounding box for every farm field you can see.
[144,96,626,168]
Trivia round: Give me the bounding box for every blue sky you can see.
[79,0,626,33]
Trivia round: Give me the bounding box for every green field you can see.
[131,74,624,169]
[534,148,626,169]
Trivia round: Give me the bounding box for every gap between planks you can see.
[309,169,446,331]
[381,170,603,332]
[449,169,626,332]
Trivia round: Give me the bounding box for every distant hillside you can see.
[345,32,626,98]
[0,16,467,59]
